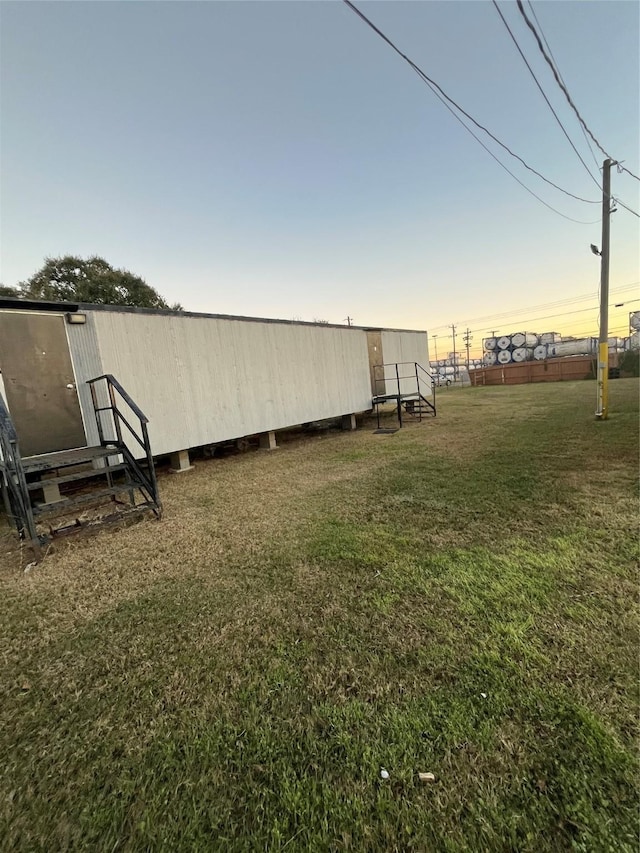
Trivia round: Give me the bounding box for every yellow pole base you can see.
[595,342,609,420]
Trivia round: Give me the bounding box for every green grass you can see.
[1,379,638,851]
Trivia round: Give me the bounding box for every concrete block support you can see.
[259,430,278,450]
[341,413,357,431]
[170,449,193,472]
[41,474,62,504]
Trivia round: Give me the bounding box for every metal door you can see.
[366,330,384,396]
[0,312,86,456]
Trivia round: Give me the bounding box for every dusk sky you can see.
[1,1,638,356]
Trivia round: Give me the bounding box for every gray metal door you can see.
[0,312,86,456]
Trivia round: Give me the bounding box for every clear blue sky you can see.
[1,1,638,351]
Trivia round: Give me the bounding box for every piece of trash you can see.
[20,681,31,692]
[418,772,436,783]
[480,692,488,699]
[380,768,389,780]
[23,562,37,574]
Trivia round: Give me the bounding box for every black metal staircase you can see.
[0,374,161,559]
[372,362,436,428]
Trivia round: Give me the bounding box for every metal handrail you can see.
[87,374,149,422]
[86,375,160,512]
[372,362,437,393]
[371,361,436,426]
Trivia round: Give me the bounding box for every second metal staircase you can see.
[372,362,436,428]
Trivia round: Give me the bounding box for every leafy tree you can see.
[619,348,640,377]
[0,284,19,297]
[17,256,182,310]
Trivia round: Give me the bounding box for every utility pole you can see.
[596,158,614,420]
[450,324,457,380]
[344,316,353,326]
[432,334,438,364]
[463,327,472,370]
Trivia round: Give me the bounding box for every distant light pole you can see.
[595,158,615,420]
[463,327,472,370]
[450,324,458,380]
[432,334,438,363]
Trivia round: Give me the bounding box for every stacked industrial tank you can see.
[429,352,472,383]
[629,310,640,350]
[430,325,634,376]
[480,332,615,365]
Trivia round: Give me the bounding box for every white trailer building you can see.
[0,299,432,464]
[0,299,434,553]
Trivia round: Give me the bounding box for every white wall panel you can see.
[380,331,431,396]
[87,312,374,457]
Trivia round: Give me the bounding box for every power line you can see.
[427,90,600,223]
[610,192,640,219]
[410,69,601,225]
[492,0,602,191]
[519,0,640,184]
[427,281,640,332]
[432,281,640,328]
[492,0,640,219]
[469,305,602,335]
[341,0,601,213]
[525,0,599,171]
[569,325,631,336]
[433,300,635,347]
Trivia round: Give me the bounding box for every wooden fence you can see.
[470,354,620,386]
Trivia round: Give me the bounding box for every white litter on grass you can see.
[480,692,488,699]
[380,768,389,780]
[23,562,37,574]
[418,772,436,783]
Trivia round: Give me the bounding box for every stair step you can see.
[33,482,141,516]
[27,463,129,490]
[48,502,159,539]
[22,446,121,474]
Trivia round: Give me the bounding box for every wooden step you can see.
[27,463,128,490]
[33,482,140,516]
[22,446,120,474]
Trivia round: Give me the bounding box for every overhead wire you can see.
[493,3,639,218]
[491,0,603,191]
[525,0,600,171]
[454,295,639,355]
[432,295,637,350]
[407,68,600,225]
[427,281,640,333]
[519,0,640,183]
[501,1,640,217]
[610,195,640,219]
[341,0,602,218]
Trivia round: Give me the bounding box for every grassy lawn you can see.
[1,379,638,852]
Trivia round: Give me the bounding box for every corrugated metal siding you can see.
[380,331,431,396]
[87,312,374,457]
[66,313,103,447]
